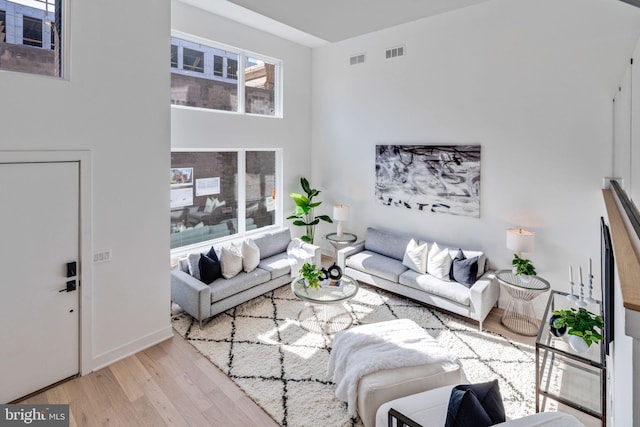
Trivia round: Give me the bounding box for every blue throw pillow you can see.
[199,249,221,284]
[445,380,505,427]
[450,249,479,288]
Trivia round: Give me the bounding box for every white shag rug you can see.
[171,283,536,427]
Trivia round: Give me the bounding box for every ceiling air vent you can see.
[385,45,405,59]
[349,53,365,66]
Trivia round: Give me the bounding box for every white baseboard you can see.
[87,324,174,374]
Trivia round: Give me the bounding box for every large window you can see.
[170,150,281,250]
[170,33,281,117]
[0,0,63,77]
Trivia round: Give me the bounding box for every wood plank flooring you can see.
[19,289,599,427]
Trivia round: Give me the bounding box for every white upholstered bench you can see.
[327,319,464,427]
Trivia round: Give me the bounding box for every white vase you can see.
[568,335,589,353]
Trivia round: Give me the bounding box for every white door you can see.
[0,162,79,403]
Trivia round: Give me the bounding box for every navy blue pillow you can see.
[199,249,221,284]
[450,249,479,288]
[445,380,505,427]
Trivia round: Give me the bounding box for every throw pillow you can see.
[402,239,428,274]
[427,242,453,280]
[450,249,479,288]
[221,244,243,279]
[242,239,260,273]
[186,253,201,280]
[204,197,214,213]
[445,380,505,427]
[199,252,221,284]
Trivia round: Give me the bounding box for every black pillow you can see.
[199,251,221,284]
[445,380,505,427]
[450,249,479,288]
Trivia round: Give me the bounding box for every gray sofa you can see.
[171,228,321,326]
[337,227,499,330]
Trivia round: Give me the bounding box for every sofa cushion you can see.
[428,243,453,281]
[450,250,479,288]
[221,244,243,279]
[403,239,428,274]
[364,227,413,261]
[258,252,291,279]
[448,248,486,279]
[445,380,505,427]
[186,253,202,280]
[253,228,291,259]
[242,239,260,273]
[199,252,222,284]
[346,250,409,282]
[209,268,271,303]
[399,270,471,306]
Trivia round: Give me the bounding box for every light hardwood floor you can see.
[20,298,601,427]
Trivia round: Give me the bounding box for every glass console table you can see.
[536,290,606,426]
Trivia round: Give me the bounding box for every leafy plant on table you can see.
[551,308,604,347]
[287,177,333,244]
[300,263,324,290]
[512,253,536,276]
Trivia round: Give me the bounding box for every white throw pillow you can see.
[242,239,260,273]
[402,239,428,274]
[427,242,453,281]
[186,253,201,280]
[221,244,243,279]
[204,197,214,213]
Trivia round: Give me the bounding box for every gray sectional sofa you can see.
[337,227,499,330]
[171,228,320,326]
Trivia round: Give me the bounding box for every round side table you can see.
[326,232,357,262]
[495,270,550,336]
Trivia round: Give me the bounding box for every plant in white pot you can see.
[512,254,536,283]
[300,263,324,290]
[551,308,603,353]
[287,177,333,244]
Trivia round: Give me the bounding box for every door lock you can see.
[58,280,77,293]
[66,261,77,278]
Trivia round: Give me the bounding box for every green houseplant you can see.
[287,177,333,243]
[300,263,324,290]
[551,307,603,351]
[512,254,536,276]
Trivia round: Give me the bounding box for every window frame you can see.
[22,15,43,47]
[169,148,283,258]
[170,30,283,118]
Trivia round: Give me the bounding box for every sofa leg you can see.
[199,319,203,329]
[478,320,483,332]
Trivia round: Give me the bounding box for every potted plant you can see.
[287,177,333,243]
[512,254,536,282]
[550,308,603,353]
[300,263,324,290]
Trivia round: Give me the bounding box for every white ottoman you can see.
[327,319,463,427]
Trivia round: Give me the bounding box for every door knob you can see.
[58,280,77,293]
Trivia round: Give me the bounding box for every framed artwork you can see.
[170,167,193,187]
[375,144,481,218]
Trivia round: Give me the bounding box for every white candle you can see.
[579,266,583,284]
[569,266,573,282]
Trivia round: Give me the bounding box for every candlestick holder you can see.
[566,280,578,302]
[585,273,597,304]
[576,280,588,308]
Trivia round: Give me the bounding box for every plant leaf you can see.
[316,215,333,223]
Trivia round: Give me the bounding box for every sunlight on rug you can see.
[172,284,536,427]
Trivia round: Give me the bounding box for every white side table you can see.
[496,270,550,336]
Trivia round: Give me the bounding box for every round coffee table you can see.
[291,275,359,334]
[495,270,550,336]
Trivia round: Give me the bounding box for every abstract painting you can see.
[375,144,481,217]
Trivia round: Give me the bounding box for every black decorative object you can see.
[548,314,566,337]
[326,263,343,281]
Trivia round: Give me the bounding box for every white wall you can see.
[170,0,313,231]
[311,0,640,314]
[0,0,172,371]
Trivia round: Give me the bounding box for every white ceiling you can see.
[177,0,494,47]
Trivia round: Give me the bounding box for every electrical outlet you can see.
[93,250,112,263]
